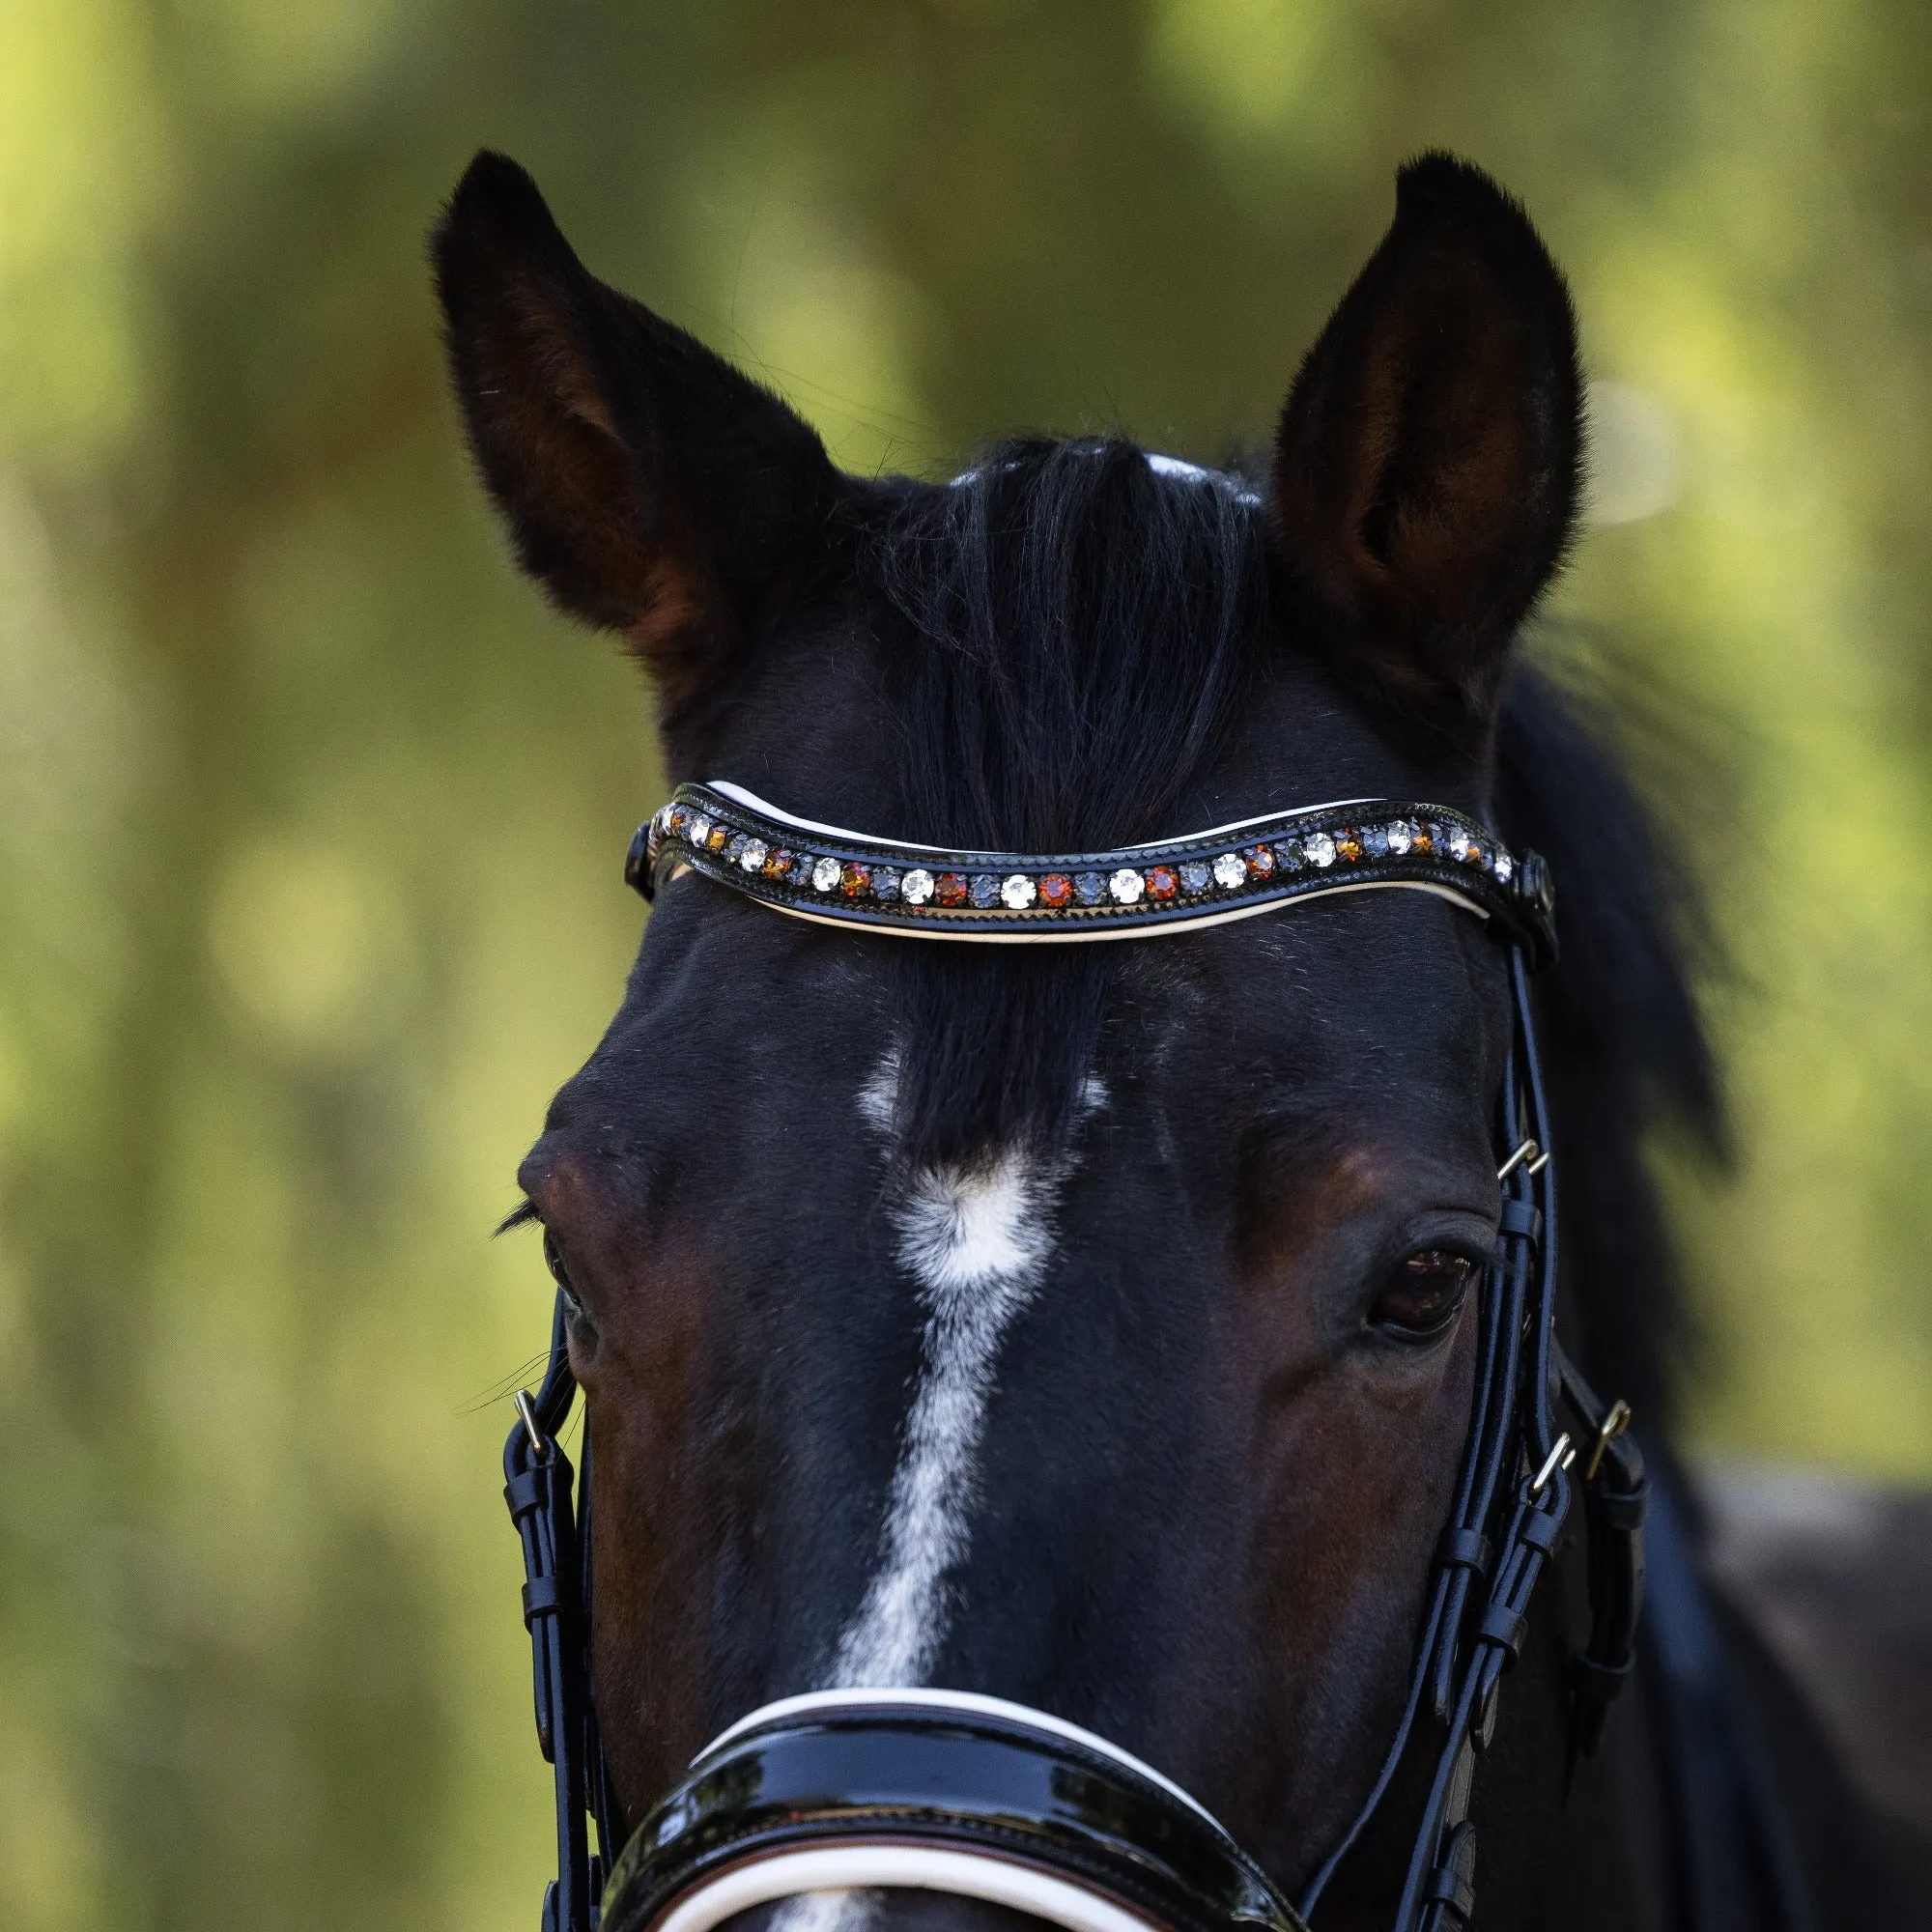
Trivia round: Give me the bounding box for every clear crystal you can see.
[1492,850,1514,885]
[874,867,901,899]
[1179,860,1211,894]
[901,867,935,904]
[689,814,713,846]
[1385,820,1414,856]
[1304,832,1336,868]
[1109,867,1144,904]
[1001,873,1037,910]
[1447,826,1474,863]
[740,839,767,871]
[970,874,1000,908]
[1211,852,1245,890]
[1075,872,1107,905]
[811,856,840,893]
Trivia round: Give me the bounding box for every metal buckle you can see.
[515,1388,554,1465]
[1582,1399,1632,1483]
[1496,1138,1550,1182]
[1530,1433,1576,1494]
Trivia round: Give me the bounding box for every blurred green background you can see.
[4,1,1930,1925]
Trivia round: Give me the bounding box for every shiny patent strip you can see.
[693,1687,1219,1826]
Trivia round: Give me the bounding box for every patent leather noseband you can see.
[502,785,1648,1932]
[604,1690,1300,1932]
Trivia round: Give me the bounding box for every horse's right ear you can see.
[432,152,840,708]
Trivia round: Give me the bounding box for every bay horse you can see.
[433,152,1894,1932]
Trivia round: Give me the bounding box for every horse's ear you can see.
[1270,155,1583,746]
[432,152,840,708]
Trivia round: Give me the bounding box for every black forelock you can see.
[871,437,1271,1173]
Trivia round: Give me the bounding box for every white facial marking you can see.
[770,1891,878,1932]
[826,1055,1096,1690]
[833,1140,1055,1687]
[856,1051,899,1134]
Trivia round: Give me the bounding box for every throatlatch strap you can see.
[505,1296,602,1932]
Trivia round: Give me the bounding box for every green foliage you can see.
[2,1,1928,1924]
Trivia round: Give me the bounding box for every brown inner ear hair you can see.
[433,151,839,719]
[1270,155,1583,759]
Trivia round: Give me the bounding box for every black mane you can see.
[875,437,1721,1432]
[881,439,1269,854]
[875,438,1269,1175]
[1494,668,1724,1432]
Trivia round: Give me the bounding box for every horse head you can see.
[434,151,1668,1932]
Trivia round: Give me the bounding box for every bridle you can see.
[502,781,1650,1932]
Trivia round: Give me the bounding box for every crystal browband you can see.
[628,781,1557,963]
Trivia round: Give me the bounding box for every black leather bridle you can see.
[502,783,1650,1932]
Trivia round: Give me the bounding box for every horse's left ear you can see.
[1270,155,1583,745]
[432,151,841,713]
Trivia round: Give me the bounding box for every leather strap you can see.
[633,781,1559,967]
[1555,1348,1649,1762]
[504,1296,604,1932]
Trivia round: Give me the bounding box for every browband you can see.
[628,781,1557,966]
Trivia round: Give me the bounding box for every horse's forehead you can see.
[588,873,1498,1162]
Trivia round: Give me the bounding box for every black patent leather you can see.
[599,1706,1306,1932]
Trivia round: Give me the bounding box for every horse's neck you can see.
[1540,1685,1676,1932]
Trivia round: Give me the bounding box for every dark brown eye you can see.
[543,1229,590,1330]
[1371,1249,1477,1339]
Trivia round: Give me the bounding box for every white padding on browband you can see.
[649,1844,1167,1932]
[693,1686,1218,1828]
[702,781,1376,858]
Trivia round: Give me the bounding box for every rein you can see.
[502,787,1648,1932]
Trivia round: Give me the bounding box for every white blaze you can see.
[832,1141,1057,1687]
[769,1061,1094,1932]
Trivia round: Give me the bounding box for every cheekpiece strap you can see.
[629,781,1558,966]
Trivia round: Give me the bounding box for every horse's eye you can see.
[1371,1249,1477,1339]
[542,1228,590,1328]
